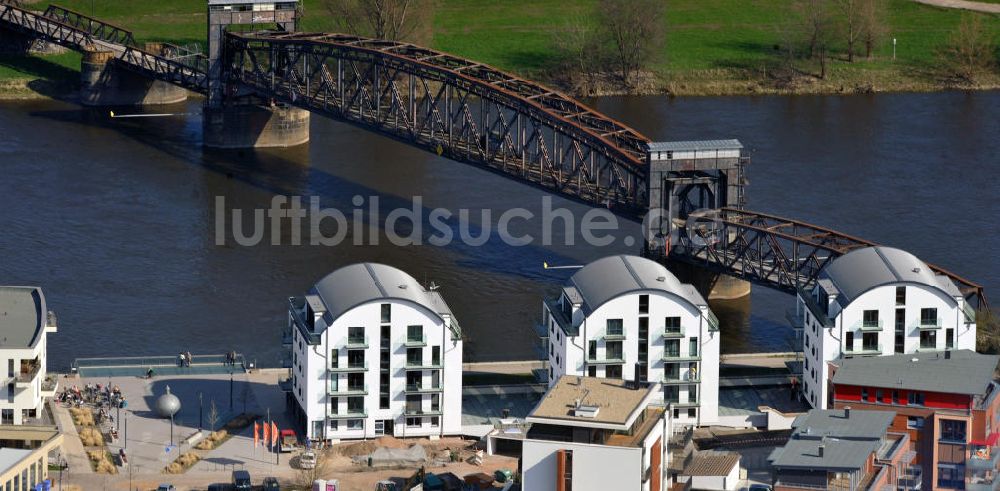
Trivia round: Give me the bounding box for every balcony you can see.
[45,310,57,333]
[405,384,443,393]
[672,399,700,408]
[968,446,1000,471]
[663,372,700,385]
[404,334,427,347]
[342,335,369,349]
[844,343,882,356]
[16,360,40,387]
[329,361,368,373]
[404,407,443,416]
[663,326,685,338]
[662,352,700,362]
[854,319,883,332]
[586,354,625,365]
[967,479,1000,491]
[916,318,942,330]
[405,360,442,370]
[328,410,367,419]
[602,329,626,342]
[330,383,368,396]
[897,466,922,491]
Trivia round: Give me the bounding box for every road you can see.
[913,0,1000,13]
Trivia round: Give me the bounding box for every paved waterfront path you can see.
[913,0,1000,13]
[50,399,94,476]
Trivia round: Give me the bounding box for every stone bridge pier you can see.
[80,45,188,106]
[202,102,310,148]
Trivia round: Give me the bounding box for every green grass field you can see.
[2,0,997,96]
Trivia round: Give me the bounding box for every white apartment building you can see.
[0,287,58,425]
[286,263,462,441]
[793,246,977,409]
[540,255,720,427]
[522,376,670,491]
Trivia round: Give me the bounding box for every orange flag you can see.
[271,422,279,449]
[263,420,270,447]
[253,422,260,448]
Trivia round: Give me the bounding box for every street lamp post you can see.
[230,373,234,412]
[124,410,128,450]
[199,392,203,430]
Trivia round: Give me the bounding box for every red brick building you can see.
[831,349,1000,490]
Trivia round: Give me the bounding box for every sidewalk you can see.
[50,400,93,477]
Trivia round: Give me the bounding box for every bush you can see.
[87,450,116,474]
[79,427,104,447]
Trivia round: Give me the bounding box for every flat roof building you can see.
[0,287,58,425]
[0,425,62,490]
[522,376,670,491]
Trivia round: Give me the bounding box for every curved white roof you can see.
[820,246,960,306]
[312,263,454,325]
[567,255,705,315]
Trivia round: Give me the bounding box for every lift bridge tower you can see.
[644,140,751,300]
[205,0,309,148]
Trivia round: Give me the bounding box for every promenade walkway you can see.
[913,0,1000,13]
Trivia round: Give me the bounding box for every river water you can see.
[1,91,997,370]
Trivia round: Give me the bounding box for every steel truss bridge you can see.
[0,2,987,311]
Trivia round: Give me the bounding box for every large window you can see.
[862,310,880,328]
[380,304,391,323]
[406,348,422,366]
[665,339,680,357]
[946,328,955,349]
[606,319,624,337]
[605,365,622,379]
[348,326,365,344]
[921,308,938,326]
[588,340,597,359]
[407,325,423,343]
[896,286,906,305]
[606,341,623,360]
[908,391,925,406]
[920,330,937,350]
[862,332,879,351]
[937,464,965,489]
[689,337,699,357]
[638,295,649,314]
[665,316,681,335]
[940,419,967,442]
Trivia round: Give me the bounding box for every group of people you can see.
[177,351,194,367]
[57,383,128,413]
[224,350,239,366]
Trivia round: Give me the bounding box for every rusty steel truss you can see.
[41,4,136,47]
[665,208,988,311]
[224,31,651,212]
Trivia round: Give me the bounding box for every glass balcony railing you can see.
[405,384,443,393]
[586,354,625,364]
[855,319,883,331]
[328,410,367,419]
[844,343,882,355]
[662,351,700,362]
[330,383,368,395]
[342,335,369,349]
[663,370,700,384]
[405,360,442,370]
[602,329,626,341]
[916,318,942,330]
[329,361,367,372]
[404,334,427,347]
[663,326,685,338]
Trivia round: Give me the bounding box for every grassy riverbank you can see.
[1,0,997,99]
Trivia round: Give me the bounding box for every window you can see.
[549,343,554,356]
[937,464,965,489]
[845,332,854,351]
[689,337,698,357]
[638,295,649,314]
[407,325,424,343]
[347,396,364,414]
[430,416,439,427]
[896,286,906,305]
[688,385,697,403]
[406,348,422,366]
[347,350,365,368]
[347,373,364,391]
[946,328,954,349]
[920,330,937,350]
[406,417,421,428]
[862,310,880,328]
[940,419,967,442]
[875,389,883,403]
[348,326,365,344]
[862,387,869,401]
[587,366,596,377]
[606,319,624,337]
[687,408,697,418]
[921,308,938,327]
[862,332,879,352]
[665,386,679,404]
[374,420,385,436]
[665,339,680,357]
[664,316,681,335]
[907,416,924,429]
[588,340,597,359]
[606,365,622,379]
[347,419,363,430]
[380,395,390,409]
[606,341,623,360]
[908,391,925,406]
[406,371,422,390]
[432,346,440,366]
[380,304,391,323]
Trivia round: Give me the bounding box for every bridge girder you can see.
[223,31,651,212]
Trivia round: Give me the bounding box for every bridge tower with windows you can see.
[645,140,752,300]
[204,0,310,148]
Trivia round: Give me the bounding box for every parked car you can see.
[262,476,281,490]
[156,485,176,491]
[232,469,252,490]
[748,485,773,491]
[299,450,317,470]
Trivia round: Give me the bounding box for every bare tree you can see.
[598,0,666,87]
[323,0,435,44]
[207,399,220,432]
[941,13,996,81]
[858,0,888,59]
[793,0,834,60]
[553,16,604,91]
[294,449,335,488]
[836,0,863,62]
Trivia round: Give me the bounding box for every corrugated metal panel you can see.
[648,139,743,152]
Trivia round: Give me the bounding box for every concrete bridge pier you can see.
[202,103,310,148]
[667,260,752,301]
[80,45,188,106]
